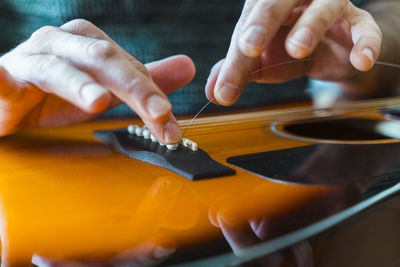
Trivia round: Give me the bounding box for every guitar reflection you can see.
[209,143,400,266]
[32,233,175,267]
[1,174,199,267]
[3,137,400,267]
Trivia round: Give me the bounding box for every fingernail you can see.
[214,83,239,106]
[361,48,374,62]
[81,84,108,107]
[289,27,314,50]
[239,25,267,57]
[163,120,181,144]
[146,94,172,120]
[153,246,175,259]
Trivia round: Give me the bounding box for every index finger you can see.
[212,0,299,105]
[26,27,181,144]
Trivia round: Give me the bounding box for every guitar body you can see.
[0,100,400,266]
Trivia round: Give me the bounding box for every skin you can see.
[0,1,397,143]
[0,19,195,144]
[0,1,397,265]
[205,0,385,105]
[337,0,400,96]
[32,234,176,267]
[32,235,176,267]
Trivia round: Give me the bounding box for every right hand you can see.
[0,19,195,144]
[205,0,382,105]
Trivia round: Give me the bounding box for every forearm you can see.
[339,0,400,97]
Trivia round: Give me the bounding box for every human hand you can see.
[0,19,195,143]
[208,182,358,266]
[206,0,382,105]
[208,187,319,266]
[31,234,176,267]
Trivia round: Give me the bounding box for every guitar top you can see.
[1,100,400,266]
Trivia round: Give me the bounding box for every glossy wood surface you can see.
[0,101,396,266]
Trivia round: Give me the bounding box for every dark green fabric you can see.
[0,0,367,116]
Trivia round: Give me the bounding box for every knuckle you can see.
[86,40,117,61]
[131,60,150,77]
[29,26,58,44]
[125,76,148,95]
[26,26,59,55]
[255,2,279,25]
[261,1,277,15]
[313,12,333,32]
[63,19,95,32]
[336,0,348,12]
[309,0,347,32]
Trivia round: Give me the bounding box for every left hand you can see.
[32,235,176,267]
[0,19,195,143]
[206,0,382,105]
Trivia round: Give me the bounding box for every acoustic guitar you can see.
[1,97,400,267]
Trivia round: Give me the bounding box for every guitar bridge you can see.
[94,129,236,180]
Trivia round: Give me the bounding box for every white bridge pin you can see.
[128,124,187,151]
[135,126,144,136]
[181,138,198,151]
[142,129,150,139]
[127,124,137,134]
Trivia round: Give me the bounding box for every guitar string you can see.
[181,60,400,133]
[181,58,326,136]
[182,97,214,138]
[174,60,400,211]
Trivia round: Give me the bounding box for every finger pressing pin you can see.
[127,124,183,151]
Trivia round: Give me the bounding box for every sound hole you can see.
[283,118,388,141]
